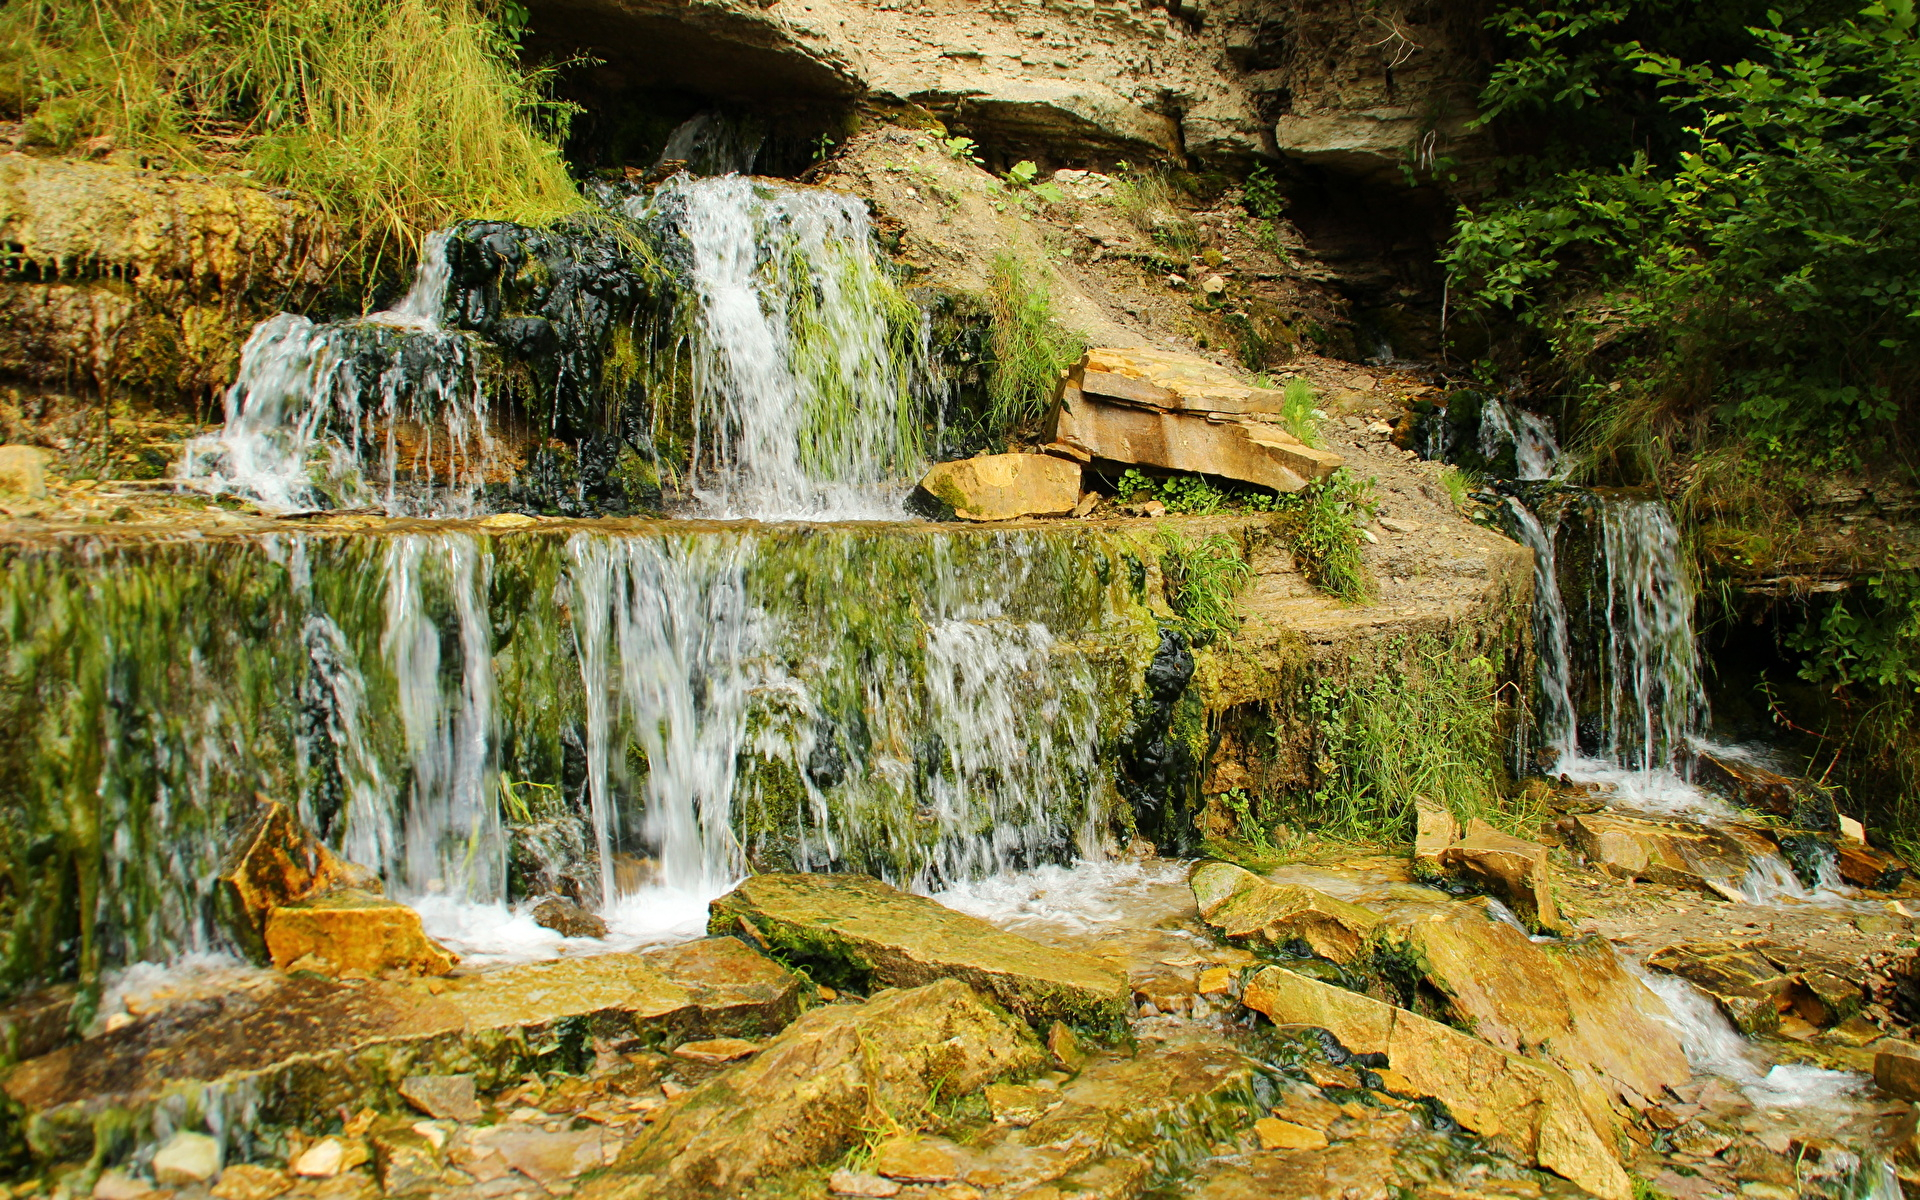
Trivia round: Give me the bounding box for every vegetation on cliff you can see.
[0,0,584,252]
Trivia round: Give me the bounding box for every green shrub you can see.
[1275,469,1375,603]
[0,0,585,251]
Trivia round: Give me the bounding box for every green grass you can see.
[0,0,586,253]
[1276,469,1375,603]
[1110,166,1200,256]
[1278,377,1321,448]
[986,254,1086,435]
[1300,630,1517,842]
[1156,527,1251,645]
[1439,465,1476,511]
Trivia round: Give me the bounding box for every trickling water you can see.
[655,112,766,177]
[1477,396,1562,481]
[1594,497,1706,772]
[1503,497,1576,758]
[635,174,935,519]
[176,235,497,515]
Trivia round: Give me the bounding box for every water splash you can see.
[1478,396,1562,481]
[176,235,496,515]
[635,174,934,519]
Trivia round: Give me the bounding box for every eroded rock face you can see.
[709,873,1130,1035]
[1189,861,1383,963]
[1434,819,1566,933]
[2,945,803,1165]
[1561,811,1773,899]
[1049,348,1344,492]
[1241,965,1632,1200]
[595,979,1043,1200]
[914,453,1082,521]
[216,797,383,963]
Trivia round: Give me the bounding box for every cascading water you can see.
[1478,395,1563,481]
[176,234,497,515]
[634,174,935,519]
[1502,497,1576,758]
[0,523,1149,987]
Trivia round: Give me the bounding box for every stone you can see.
[472,1126,604,1186]
[216,796,379,963]
[4,946,802,1168]
[596,979,1043,1200]
[371,1124,443,1195]
[871,1137,959,1182]
[399,1074,481,1123]
[1838,840,1911,891]
[1048,348,1343,493]
[1046,1021,1087,1072]
[1875,1043,1920,1101]
[984,1081,1060,1126]
[210,1165,293,1200]
[828,1171,902,1198]
[1435,819,1565,933]
[0,445,50,499]
[1563,812,1771,899]
[1189,861,1383,963]
[533,897,609,939]
[1648,943,1793,1037]
[1187,1140,1403,1200]
[1693,751,1838,829]
[914,454,1082,521]
[294,1139,347,1178]
[1253,1117,1327,1150]
[1200,274,1227,294]
[670,1038,759,1064]
[1019,1039,1262,1158]
[151,1130,222,1185]
[1241,966,1631,1200]
[1668,1121,1736,1158]
[708,874,1128,1034]
[92,1169,155,1200]
[1842,815,1867,842]
[1412,798,1461,869]
[1197,966,1233,995]
[264,889,458,978]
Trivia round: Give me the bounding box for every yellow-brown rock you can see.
[264,889,457,978]
[1435,818,1565,933]
[915,453,1082,521]
[1048,348,1343,492]
[217,796,379,963]
[1189,861,1383,963]
[1412,797,1461,871]
[1562,812,1768,899]
[1241,965,1631,1200]
[1646,942,1792,1036]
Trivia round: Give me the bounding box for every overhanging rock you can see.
[1047,348,1344,492]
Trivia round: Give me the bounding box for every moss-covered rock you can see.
[1189,861,1384,963]
[709,873,1130,1037]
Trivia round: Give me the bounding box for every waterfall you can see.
[1478,396,1563,481]
[635,174,934,519]
[1503,497,1577,758]
[1594,496,1706,772]
[176,234,497,516]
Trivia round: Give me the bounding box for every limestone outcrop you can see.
[710,873,1130,1034]
[596,979,1043,1200]
[914,453,1082,521]
[1560,811,1776,899]
[1189,861,1382,963]
[1241,965,1633,1200]
[1433,818,1567,933]
[1049,348,1344,492]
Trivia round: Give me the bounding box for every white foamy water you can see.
[1478,396,1563,481]
[634,174,935,520]
[935,859,1187,934]
[176,234,495,515]
[412,886,714,966]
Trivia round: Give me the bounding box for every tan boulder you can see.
[216,796,380,963]
[1378,905,1688,1121]
[1838,839,1911,890]
[0,446,50,499]
[264,889,457,977]
[1646,942,1793,1036]
[1562,812,1768,899]
[1047,348,1343,492]
[1189,861,1383,963]
[914,454,1081,521]
[597,979,1043,1200]
[1435,818,1566,933]
[1875,1042,1920,1101]
[1412,797,1461,871]
[709,873,1128,1034]
[1241,966,1632,1200]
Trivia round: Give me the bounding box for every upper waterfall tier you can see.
[175,178,937,522]
[0,520,1159,994]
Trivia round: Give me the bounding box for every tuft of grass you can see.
[1439,465,1477,511]
[1278,377,1321,448]
[1275,468,1375,603]
[0,0,586,254]
[1157,527,1251,645]
[1300,631,1517,842]
[1110,165,1200,256]
[986,254,1086,435]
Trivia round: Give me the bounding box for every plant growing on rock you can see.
[1274,469,1376,603]
[985,254,1085,435]
[1156,527,1251,645]
[0,0,584,252]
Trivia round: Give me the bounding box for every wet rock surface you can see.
[709,872,1131,1035]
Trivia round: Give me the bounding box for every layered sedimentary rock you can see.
[1049,348,1344,492]
[915,453,1082,521]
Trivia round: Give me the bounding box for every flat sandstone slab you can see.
[4,938,800,1163]
[710,873,1130,1035]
